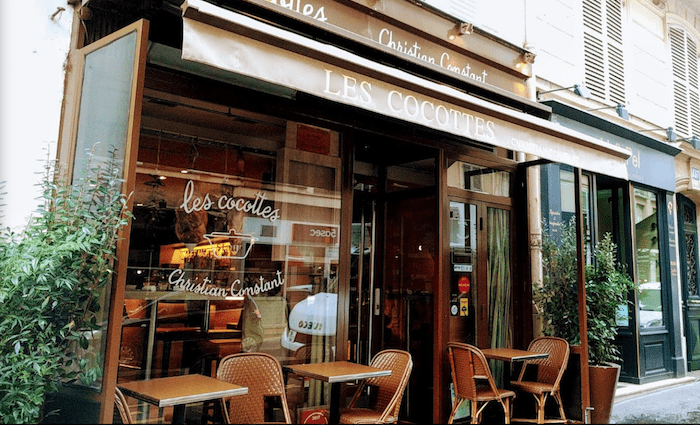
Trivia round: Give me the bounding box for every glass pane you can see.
[560,170,592,264]
[71,30,139,389]
[73,31,136,183]
[447,160,510,196]
[449,201,477,344]
[634,188,663,328]
[120,95,341,421]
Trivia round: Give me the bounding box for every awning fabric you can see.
[180,0,630,179]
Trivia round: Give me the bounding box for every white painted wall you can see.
[0,1,73,232]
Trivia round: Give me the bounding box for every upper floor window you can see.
[669,26,700,139]
[582,0,626,104]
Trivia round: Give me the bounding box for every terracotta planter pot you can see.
[588,363,621,424]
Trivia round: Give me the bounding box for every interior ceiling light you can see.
[587,103,630,121]
[537,84,591,100]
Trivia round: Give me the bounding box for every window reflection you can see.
[120,107,341,401]
[634,188,663,328]
[447,160,510,196]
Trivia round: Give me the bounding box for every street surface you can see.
[610,379,700,423]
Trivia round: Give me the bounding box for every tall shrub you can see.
[536,220,635,366]
[0,148,132,423]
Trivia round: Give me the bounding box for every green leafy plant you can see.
[0,147,132,424]
[536,220,636,366]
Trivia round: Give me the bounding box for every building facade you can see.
[9,0,699,423]
[531,0,700,385]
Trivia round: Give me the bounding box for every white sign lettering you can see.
[168,269,286,298]
[323,68,496,140]
[266,0,327,21]
[180,180,280,221]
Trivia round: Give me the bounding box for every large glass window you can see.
[119,89,341,420]
[447,160,510,196]
[634,188,663,329]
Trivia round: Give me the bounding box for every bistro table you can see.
[481,347,549,387]
[284,361,392,424]
[117,373,248,424]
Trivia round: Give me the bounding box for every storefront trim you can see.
[178,0,631,179]
[220,0,536,96]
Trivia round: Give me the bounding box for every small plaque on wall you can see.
[297,124,331,155]
[692,167,700,190]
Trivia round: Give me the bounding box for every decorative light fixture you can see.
[144,131,166,186]
[679,135,700,149]
[448,22,473,40]
[587,103,630,121]
[639,126,677,143]
[537,84,591,100]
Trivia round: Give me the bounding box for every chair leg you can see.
[553,392,567,421]
[447,398,462,424]
[470,400,479,424]
[535,394,548,424]
[501,397,511,424]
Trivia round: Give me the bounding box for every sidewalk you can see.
[613,369,700,403]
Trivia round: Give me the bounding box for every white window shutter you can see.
[670,26,700,139]
[583,0,626,104]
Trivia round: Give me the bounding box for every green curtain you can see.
[487,207,512,383]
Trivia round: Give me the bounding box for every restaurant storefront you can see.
[53,1,631,423]
[541,100,684,385]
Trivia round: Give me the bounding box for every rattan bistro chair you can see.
[446,342,515,424]
[338,349,413,424]
[216,352,292,424]
[115,387,135,424]
[115,387,169,424]
[510,337,570,424]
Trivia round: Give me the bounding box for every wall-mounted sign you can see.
[460,298,469,316]
[450,301,459,316]
[453,264,473,272]
[241,0,530,94]
[458,276,471,293]
[692,167,700,190]
[552,115,677,191]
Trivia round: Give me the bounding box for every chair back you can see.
[216,352,292,424]
[114,387,134,424]
[447,342,500,401]
[522,336,570,388]
[349,349,413,421]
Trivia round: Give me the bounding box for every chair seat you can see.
[510,380,555,395]
[475,386,515,402]
[339,408,398,424]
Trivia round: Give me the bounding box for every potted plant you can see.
[0,147,132,424]
[536,220,635,424]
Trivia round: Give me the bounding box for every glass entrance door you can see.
[445,159,513,394]
[349,133,436,423]
[448,201,512,351]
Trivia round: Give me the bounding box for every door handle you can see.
[374,288,381,316]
